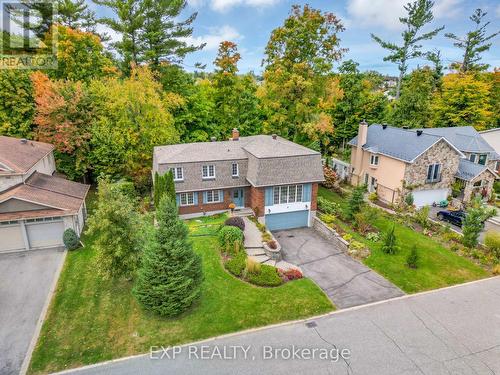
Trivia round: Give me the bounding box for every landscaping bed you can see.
[29,213,332,374]
[317,186,490,293]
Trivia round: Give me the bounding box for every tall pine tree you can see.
[134,196,203,317]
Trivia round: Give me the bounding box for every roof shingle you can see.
[0,136,54,173]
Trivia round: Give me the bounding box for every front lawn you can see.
[29,213,332,374]
[318,187,489,293]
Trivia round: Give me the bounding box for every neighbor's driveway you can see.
[273,228,404,309]
[0,248,65,375]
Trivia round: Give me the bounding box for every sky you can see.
[92,0,500,75]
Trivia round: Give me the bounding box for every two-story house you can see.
[349,122,499,207]
[0,136,89,253]
[153,129,324,231]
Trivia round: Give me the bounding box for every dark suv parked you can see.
[436,210,466,227]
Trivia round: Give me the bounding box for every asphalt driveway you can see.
[273,228,404,308]
[0,248,65,375]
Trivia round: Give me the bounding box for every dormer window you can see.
[202,165,215,179]
[231,163,239,177]
[370,154,379,166]
[478,154,487,165]
[170,167,183,181]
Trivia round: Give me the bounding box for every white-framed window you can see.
[206,190,222,203]
[170,167,183,181]
[179,192,195,206]
[273,184,304,204]
[426,164,441,183]
[478,154,487,165]
[370,154,379,166]
[202,165,215,179]
[231,163,239,177]
[0,220,19,225]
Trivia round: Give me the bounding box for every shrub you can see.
[346,185,365,220]
[442,231,461,243]
[267,240,278,249]
[322,165,338,189]
[224,216,245,231]
[245,257,262,275]
[405,193,414,206]
[349,240,365,251]
[484,231,500,259]
[494,181,500,194]
[368,192,378,202]
[317,196,340,215]
[366,232,380,242]
[63,228,79,250]
[354,208,377,234]
[343,233,353,242]
[225,252,247,277]
[414,206,430,229]
[492,264,500,275]
[319,213,336,224]
[382,225,399,255]
[247,264,283,286]
[462,204,485,248]
[406,245,419,269]
[218,226,244,252]
[282,268,303,281]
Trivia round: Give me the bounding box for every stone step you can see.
[246,248,266,256]
[262,259,276,267]
[249,255,270,264]
[275,260,302,272]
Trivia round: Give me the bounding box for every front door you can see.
[369,177,377,193]
[232,188,244,208]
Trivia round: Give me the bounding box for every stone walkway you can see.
[242,217,300,272]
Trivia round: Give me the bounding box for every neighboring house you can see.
[0,136,89,253]
[349,122,499,207]
[153,129,324,231]
[480,128,500,173]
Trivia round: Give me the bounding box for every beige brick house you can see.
[349,122,499,207]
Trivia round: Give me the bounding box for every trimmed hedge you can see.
[246,265,283,286]
[225,251,246,277]
[224,216,245,231]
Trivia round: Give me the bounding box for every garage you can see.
[412,188,449,208]
[265,210,309,231]
[25,217,65,249]
[0,221,25,252]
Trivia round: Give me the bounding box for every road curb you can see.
[20,248,68,375]
[52,275,499,375]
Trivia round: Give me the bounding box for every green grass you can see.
[29,213,333,374]
[318,187,489,293]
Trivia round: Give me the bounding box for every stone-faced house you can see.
[349,122,498,207]
[0,136,89,253]
[153,129,324,231]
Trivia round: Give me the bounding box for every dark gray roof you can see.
[348,124,460,162]
[455,159,496,181]
[154,135,319,164]
[420,126,496,154]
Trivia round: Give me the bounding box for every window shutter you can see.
[303,184,311,202]
[193,192,198,205]
[175,193,180,206]
[265,187,274,206]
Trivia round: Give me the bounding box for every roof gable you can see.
[0,136,54,174]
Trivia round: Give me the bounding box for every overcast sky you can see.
[92,0,500,75]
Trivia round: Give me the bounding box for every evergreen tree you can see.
[371,0,444,98]
[462,199,488,248]
[382,225,399,255]
[406,245,419,268]
[165,170,176,200]
[445,9,499,72]
[347,185,365,220]
[57,0,98,32]
[134,196,203,317]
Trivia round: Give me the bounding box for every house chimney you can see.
[211,136,216,142]
[232,128,239,141]
[416,130,423,136]
[272,134,277,140]
[20,138,27,144]
[354,120,368,185]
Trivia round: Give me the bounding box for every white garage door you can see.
[0,221,25,252]
[25,217,65,249]
[412,189,449,208]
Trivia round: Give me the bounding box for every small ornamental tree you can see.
[165,170,176,200]
[406,245,419,268]
[382,225,399,255]
[63,228,79,250]
[133,196,203,317]
[462,200,485,248]
[347,185,366,220]
[87,180,142,279]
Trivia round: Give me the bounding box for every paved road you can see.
[57,277,500,375]
[274,227,404,308]
[0,248,65,375]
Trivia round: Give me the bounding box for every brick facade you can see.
[248,186,265,217]
[311,183,318,210]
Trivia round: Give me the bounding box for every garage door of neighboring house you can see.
[412,189,449,207]
[0,221,25,252]
[25,217,65,249]
[266,210,309,231]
